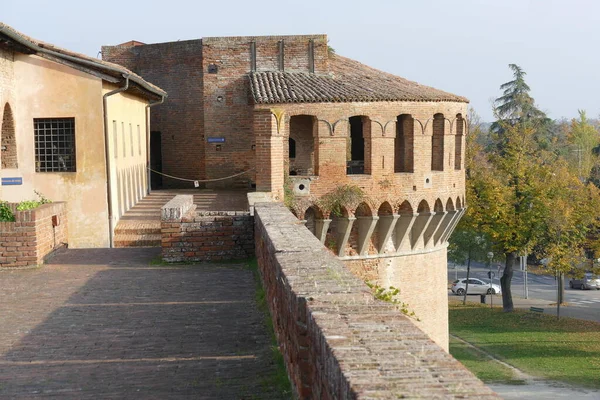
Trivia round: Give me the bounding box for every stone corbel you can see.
[357,216,379,256]
[423,211,447,248]
[410,212,434,250]
[394,213,418,252]
[314,219,332,244]
[334,216,356,257]
[433,210,457,246]
[441,208,466,243]
[377,214,399,254]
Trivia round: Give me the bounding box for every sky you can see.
[3,0,599,122]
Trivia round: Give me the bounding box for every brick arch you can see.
[456,196,462,209]
[417,199,430,213]
[1,102,17,169]
[454,113,464,170]
[433,198,444,213]
[302,204,325,220]
[446,197,455,212]
[398,200,413,215]
[288,114,316,176]
[431,113,444,171]
[304,206,321,236]
[354,202,373,217]
[377,201,394,216]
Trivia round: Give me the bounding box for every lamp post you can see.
[487,251,494,309]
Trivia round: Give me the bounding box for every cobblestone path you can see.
[0,248,287,399]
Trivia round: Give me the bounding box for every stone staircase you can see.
[113,221,162,248]
[113,189,249,248]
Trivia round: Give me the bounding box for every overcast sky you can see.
[3,0,598,122]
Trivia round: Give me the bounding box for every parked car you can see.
[569,273,600,290]
[451,278,502,295]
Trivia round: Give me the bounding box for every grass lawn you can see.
[449,300,600,388]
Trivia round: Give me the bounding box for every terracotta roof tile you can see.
[249,53,467,104]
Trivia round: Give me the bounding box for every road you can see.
[448,261,600,322]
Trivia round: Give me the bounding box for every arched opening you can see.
[398,200,413,215]
[455,114,464,170]
[456,196,462,209]
[417,200,430,214]
[446,198,455,212]
[434,198,444,213]
[348,202,372,255]
[347,116,368,174]
[395,114,414,173]
[1,103,17,169]
[289,115,315,176]
[376,201,395,253]
[431,113,444,171]
[304,206,317,236]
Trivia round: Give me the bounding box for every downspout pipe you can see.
[145,96,165,194]
[103,74,130,248]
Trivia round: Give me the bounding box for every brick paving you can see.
[114,189,249,247]
[0,248,287,399]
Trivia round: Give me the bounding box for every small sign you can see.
[487,271,495,279]
[194,181,199,188]
[1,177,22,186]
[207,137,225,143]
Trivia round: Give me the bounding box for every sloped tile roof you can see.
[249,54,467,104]
[0,22,166,99]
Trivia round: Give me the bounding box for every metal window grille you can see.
[34,118,76,172]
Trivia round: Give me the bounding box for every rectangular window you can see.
[122,122,126,158]
[137,125,141,155]
[113,120,117,158]
[129,123,134,157]
[34,118,76,172]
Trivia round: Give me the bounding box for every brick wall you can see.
[161,195,254,262]
[0,202,68,268]
[103,40,205,189]
[255,101,467,208]
[0,47,16,198]
[254,202,498,399]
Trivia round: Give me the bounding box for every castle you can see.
[102,35,467,349]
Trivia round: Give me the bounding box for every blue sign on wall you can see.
[207,137,225,143]
[1,177,23,186]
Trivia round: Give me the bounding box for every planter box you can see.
[0,202,68,268]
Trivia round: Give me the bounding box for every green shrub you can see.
[0,201,15,222]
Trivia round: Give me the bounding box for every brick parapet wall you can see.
[0,202,67,268]
[161,195,254,262]
[254,202,498,399]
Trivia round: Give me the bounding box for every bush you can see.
[0,191,51,222]
[0,201,15,222]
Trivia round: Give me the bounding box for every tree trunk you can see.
[463,251,472,305]
[500,252,517,312]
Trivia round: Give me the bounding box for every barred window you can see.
[34,118,76,172]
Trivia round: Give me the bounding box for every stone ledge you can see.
[161,195,196,221]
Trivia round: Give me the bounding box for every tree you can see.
[567,110,600,180]
[465,65,600,312]
[490,64,553,149]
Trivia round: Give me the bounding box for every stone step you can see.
[114,226,161,235]
[114,233,161,248]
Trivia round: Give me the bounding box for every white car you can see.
[451,278,502,295]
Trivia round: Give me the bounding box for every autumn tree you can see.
[464,65,600,312]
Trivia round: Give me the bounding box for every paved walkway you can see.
[0,248,287,399]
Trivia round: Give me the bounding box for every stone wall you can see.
[161,195,254,262]
[0,202,67,268]
[254,202,498,399]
